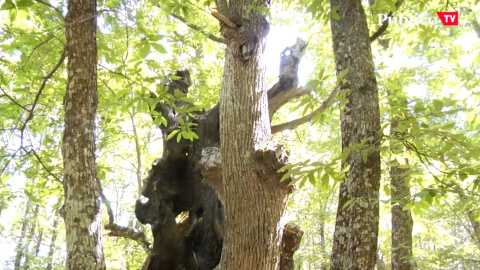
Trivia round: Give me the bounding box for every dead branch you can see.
[267,39,309,118]
[97,177,152,255]
[271,86,339,134]
[211,11,237,28]
[268,85,311,119]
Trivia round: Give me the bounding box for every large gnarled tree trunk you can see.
[134,4,312,269]
[62,0,105,269]
[329,0,381,269]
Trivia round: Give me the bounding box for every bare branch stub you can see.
[268,39,309,118]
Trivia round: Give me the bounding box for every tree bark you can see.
[14,200,32,270]
[23,204,40,269]
[329,0,381,269]
[62,0,105,269]
[218,2,291,269]
[46,208,60,270]
[135,23,305,270]
[390,119,414,270]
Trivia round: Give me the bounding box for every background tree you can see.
[329,0,381,268]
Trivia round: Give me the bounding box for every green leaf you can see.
[151,43,167,53]
[307,172,316,185]
[336,67,349,83]
[17,0,34,8]
[383,184,390,196]
[9,7,17,21]
[0,0,14,10]
[332,6,340,20]
[386,0,397,11]
[137,40,151,59]
[167,129,180,140]
[402,202,414,211]
[342,198,355,210]
[321,173,329,188]
[433,99,443,111]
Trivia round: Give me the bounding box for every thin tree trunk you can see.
[23,204,40,269]
[62,0,105,269]
[46,209,60,270]
[130,110,143,229]
[376,252,387,270]
[35,230,43,257]
[14,200,32,270]
[319,222,328,270]
[0,200,4,221]
[390,118,414,270]
[329,0,381,269]
[218,1,290,268]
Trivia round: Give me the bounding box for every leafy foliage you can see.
[0,0,479,269]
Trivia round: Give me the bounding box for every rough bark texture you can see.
[329,1,381,269]
[390,119,414,270]
[279,223,304,270]
[62,0,105,269]
[218,1,292,269]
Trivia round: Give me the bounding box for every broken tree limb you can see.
[97,177,152,255]
[271,86,340,133]
[268,39,309,118]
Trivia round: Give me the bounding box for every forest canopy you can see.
[0,0,479,269]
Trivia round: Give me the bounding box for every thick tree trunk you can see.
[329,0,381,269]
[218,1,290,269]
[62,0,105,269]
[390,119,414,270]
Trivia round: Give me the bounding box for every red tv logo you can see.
[436,12,459,26]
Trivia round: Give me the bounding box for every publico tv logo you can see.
[436,12,459,26]
[378,11,459,26]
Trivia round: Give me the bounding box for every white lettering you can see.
[398,14,409,25]
[378,14,388,25]
[445,14,456,22]
[420,16,429,25]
